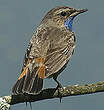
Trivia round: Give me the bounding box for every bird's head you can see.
[41,6,88,31]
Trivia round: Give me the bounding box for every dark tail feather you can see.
[12,66,44,95]
[30,74,43,93]
[12,76,26,95]
[22,69,44,94]
[29,65,45,93]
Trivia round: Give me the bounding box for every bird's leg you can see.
[54,78,63,89]
[53,77,63,103]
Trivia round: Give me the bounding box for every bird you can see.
[12,6,88,96]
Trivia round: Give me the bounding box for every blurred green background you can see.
[0,0,104,110]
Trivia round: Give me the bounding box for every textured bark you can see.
[1,81,104,106]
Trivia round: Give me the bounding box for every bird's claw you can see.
[56,84,63,103]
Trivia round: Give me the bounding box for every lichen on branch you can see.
[1,81,104,110]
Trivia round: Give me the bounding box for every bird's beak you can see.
[70,8,88,17]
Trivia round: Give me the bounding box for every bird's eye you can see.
[60,11,67,16]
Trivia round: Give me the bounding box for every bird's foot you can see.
[56,84,63,103]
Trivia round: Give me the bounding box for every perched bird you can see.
[12,6,88,95]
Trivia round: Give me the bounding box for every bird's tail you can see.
[12,64,45,95]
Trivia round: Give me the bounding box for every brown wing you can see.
[44,28,76,78]
[12,26,50,95]
[21,42,32,72]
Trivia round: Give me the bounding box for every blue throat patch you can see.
[64,16,74,31]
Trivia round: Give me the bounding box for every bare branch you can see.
[1,81,104,110]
